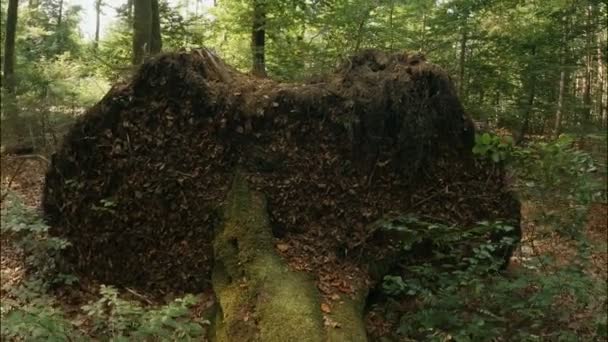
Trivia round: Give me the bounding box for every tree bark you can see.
[516,46,536,144]
[57,0,63,27]
[554,25,569,138]
[582,4,593,123]
[150,0,162,54]
[2,0,25,143]
[94,0,102,49]
[554,69,567,138]
[458,27,468,99]
[251,0,267,77]
[127,0,133,22]
[133,0,153,64]
[597,31,606,128]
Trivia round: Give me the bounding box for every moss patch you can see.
[211,173,326,341]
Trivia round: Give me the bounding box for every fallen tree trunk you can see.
[42,48,520,340]
[212,173,367,341]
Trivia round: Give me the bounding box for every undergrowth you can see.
[0,195,210,341]
[378,134,607,341]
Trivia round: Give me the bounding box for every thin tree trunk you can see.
[458,27,468,98]
[420,11,426,51]
[94,0,102,49]
[554,68,567,138]
[3,0,18,95]
[127,0,133,22]
[353,10,371,53]
[57,0,63,26]
[133,0,152,64]
[2,0,25,143]
[597,31,606,127]
[389,0,394,51]
[516,46,537,144]
[582,4,593,123]
[150,0,162,54]
[518,82,536,144]
[251,0,266,77]
[554,24,569,138]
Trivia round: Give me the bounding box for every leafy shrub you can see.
[82,285,208,341]
[1,192,74,284]
[0,195,209,341]
[1,279,82,341]
[472,132,513,162]
[380,135,607,340]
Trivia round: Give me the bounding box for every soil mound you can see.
[43,49,518,292]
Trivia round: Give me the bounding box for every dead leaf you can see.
[276,243,290,252]
[321,303,331,313]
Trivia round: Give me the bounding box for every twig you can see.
[7,154,50,164]
[125,287,154,305]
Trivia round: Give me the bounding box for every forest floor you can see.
[1,138,607,339]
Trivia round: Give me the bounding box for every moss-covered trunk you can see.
[211,173,368,341]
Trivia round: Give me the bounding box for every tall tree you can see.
[132,0,162,64]
[2,0,24,142]
[57,0,63,26]
[3,0,19,96]
[150,0,162,54]
[94,0,102,49]
[581,3,593,123]
[251,0,266,77]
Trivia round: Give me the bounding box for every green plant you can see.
[512,135,602,238]
[381,136,607,341]
[82,285,208,341]
[0,192,75,284]
[472,132,514,162]
[1,279,82,341]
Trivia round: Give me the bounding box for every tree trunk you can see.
[94,0,102,49]
[582,4,593,123]
[597,31,606,128]
[127,0,133,22]
[212,174,368,341]
[554,25,569,138]
[57,0,63,26]
[150,0,162,54]
[554,68,567,138]
[516,46,537,144]
[458,27,468,98]
[251,0,267,77]
[388,1,394,51]
[2,0,25,144]
[133,0,153,64]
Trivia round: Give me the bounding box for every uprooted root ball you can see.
[43,49,517,292]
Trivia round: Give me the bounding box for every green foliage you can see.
[472,133,514,162]
[0,196,209,341]
[82,286,208,341]
[380,137,607,340]
[0,193,73,283]
[512,135,603,238]
[1,280,82,341]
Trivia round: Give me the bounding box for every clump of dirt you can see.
[42,49,518,292]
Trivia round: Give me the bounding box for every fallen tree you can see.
[43,49,520,340]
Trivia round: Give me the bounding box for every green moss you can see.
[211,173,370,341]
[211,173,325,341]
[325,290,369,342]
